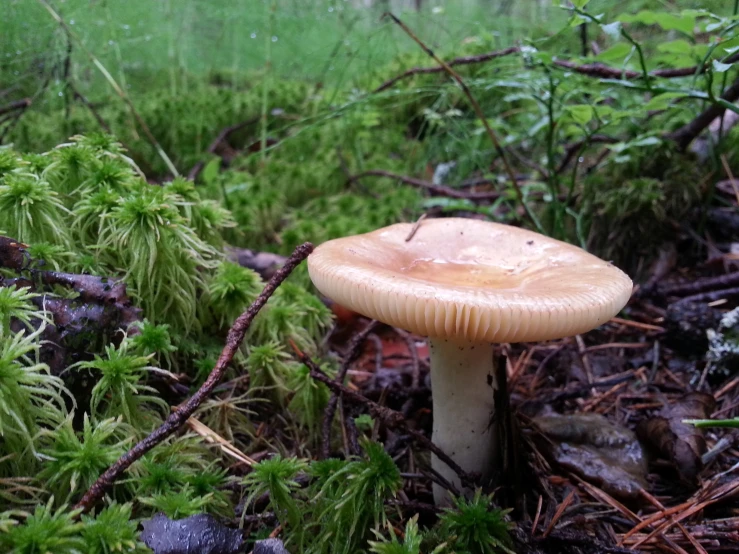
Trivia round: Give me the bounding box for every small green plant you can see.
[313,440,403,554]
[0,499,84,554]
[72,342,169,429]
[242,455,307,529]
[80,502,148,554]
[38,415,130,502]
[126,319,178,369]
[0,326,68,463]
[0,286,44,334]
[207,262,264,328]
[140,484,216,519]
[437,491,514,554]
[369,516,426,554]
[0,171,71,245]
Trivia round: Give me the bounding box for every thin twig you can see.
[0,98,31,117]
[373,46,522,93]
[74,243,314,513]
[321,320,379,459]
[667,76,739,150]
[382,12,542,232]
[298,348,478,489]
[187,116,260,181]
[348,169,501,200]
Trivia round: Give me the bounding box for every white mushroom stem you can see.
[429,338,497,505]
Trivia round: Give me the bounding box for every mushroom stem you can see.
[429,338,496,505]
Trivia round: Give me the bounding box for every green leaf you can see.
[713,59,734,73]
[620,10,696,35]
[657,39,694,56]
[643,92,689,111]
[570,0,589,8]
[201,157,221,185]
[565,104,594,125]
[595,42,633,63]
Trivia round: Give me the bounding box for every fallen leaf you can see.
[637,392,716,485]
[533,413,648,500]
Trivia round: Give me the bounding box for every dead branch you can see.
[666,77,739,150]
[73,242,314,514]
[0,98,31,117]
[556,134,619,174]
[348,169,502,200]
[373,46,521,93]
[321,320,380,459]
[187,117,260,181]
[372,46,739,95]
[383,12,541,232]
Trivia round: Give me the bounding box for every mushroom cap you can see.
[307,218,633,343]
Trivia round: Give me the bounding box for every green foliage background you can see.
[1,0,739,552]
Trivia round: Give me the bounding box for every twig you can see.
[659,271,739,297]
[674,286,739,306]
[556,134,619,174]
[0,99,32,144]
[405,213,427,242]
[348,169,501,200]
[73,243,314,513]
[321,320,379,459]
[373,47,739,95]
[187,116,260,181]
[298,349,478,489]
[382,12,542,232]
[667,76,739,150]
[373,46,521,93]
[0,98,31,117]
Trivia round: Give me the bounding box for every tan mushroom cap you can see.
[308,218,633,343]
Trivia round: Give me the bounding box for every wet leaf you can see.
[637,392,716,485]
[534,413,648,500]
[140,513,243,554]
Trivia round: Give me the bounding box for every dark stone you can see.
[253,538,290,554]
[140,513,243,554]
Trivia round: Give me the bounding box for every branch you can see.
[553,50,739,80]
[373,46,521,93]
[187,116,260,181]
[348,169,502,200]
[321,320,379,459]
[0,98,31,117]
[373,47,739,94]
[383,12,542,232]
[556,134,619,174]
[73,242,314,514]
[666,76,739,150]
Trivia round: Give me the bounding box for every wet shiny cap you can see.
[307,218,633,343]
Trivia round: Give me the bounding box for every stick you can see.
[297,348,478,490]
[667,76,739,150]
[321,320,379,459]
[348,169,502,200]
[0,98,31,117]
[373,47,521,93]
[74,243,314,513]
[382,12,542,232]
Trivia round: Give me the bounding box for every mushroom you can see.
[307,218,632,504]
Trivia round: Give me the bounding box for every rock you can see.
[253,538,290,554]
[140,513,243,554]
